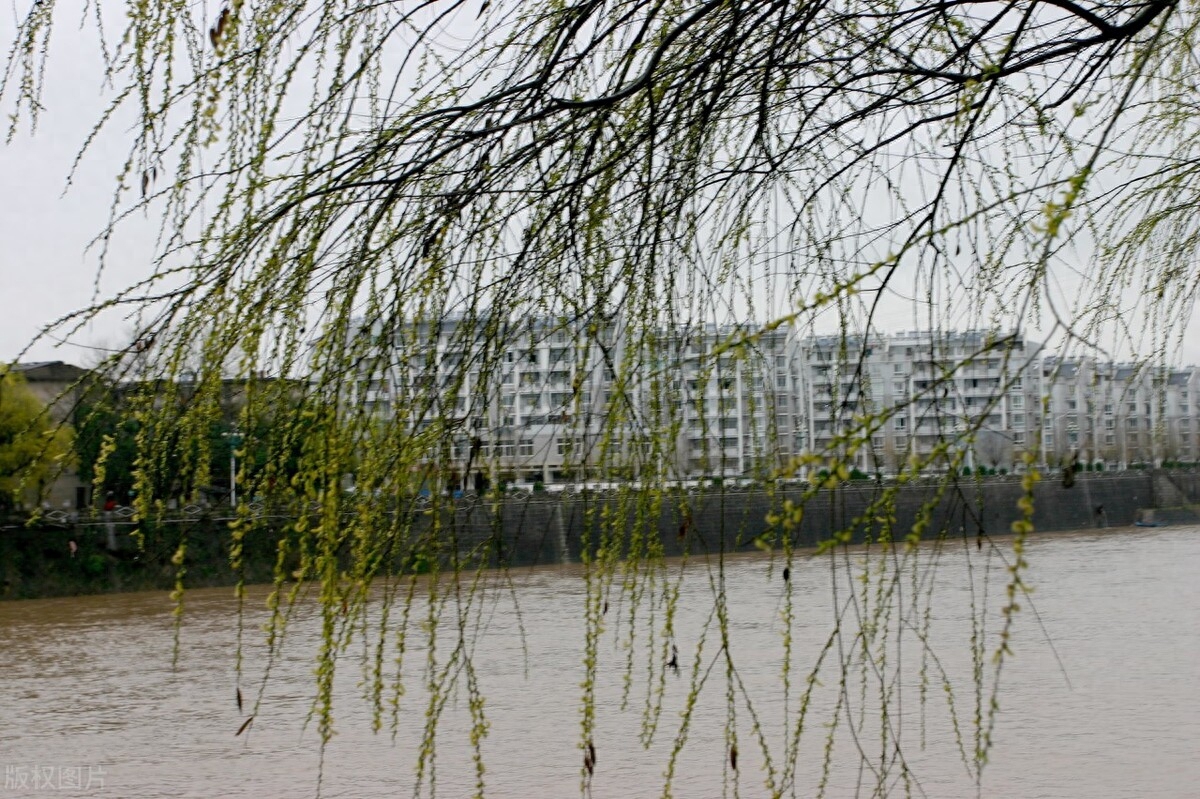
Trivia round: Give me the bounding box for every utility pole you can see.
[223,429,241,507]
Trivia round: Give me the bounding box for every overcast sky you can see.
[3,3,1197,369]
[0,8,157,366]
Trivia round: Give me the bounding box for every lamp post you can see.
[223,428,241,507]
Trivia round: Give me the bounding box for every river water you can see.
[1,526,1197,798]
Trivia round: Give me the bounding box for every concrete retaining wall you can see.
[434,471,1197,568]
[5,471,1197,598]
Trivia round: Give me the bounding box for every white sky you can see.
[0,7,158,365]
[2,3,1197,368]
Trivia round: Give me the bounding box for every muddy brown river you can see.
[1,527,1197,797]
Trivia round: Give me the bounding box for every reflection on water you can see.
[1,527,1197,798]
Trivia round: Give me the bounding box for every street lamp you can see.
[223,428,242,507]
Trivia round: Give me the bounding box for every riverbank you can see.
[0,518,289,600]
[3,470,1197,600]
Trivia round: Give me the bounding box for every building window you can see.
[518,439,534,457]
[1010,395,1024,409]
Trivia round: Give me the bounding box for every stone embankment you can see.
[2,471,1197,599]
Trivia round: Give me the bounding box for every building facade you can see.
[795,331,1044,474]
[7,361,90,509]
[351,317,1200,485]
[1040,358,1200,468]
[351,315,801,486]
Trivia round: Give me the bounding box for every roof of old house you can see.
[9,361,89,382]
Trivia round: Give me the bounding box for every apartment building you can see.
[350,312,618,487]
[630,323,799,479]
[351,315,1200,484]
[796,330,1043,474]
[1041,358,1200,468]
[351,314,801,485]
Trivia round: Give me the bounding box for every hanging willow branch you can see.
[3,0,1194,796]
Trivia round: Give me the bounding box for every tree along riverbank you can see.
[3,471,1197,600]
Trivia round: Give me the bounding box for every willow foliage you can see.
[0,369,74,509]
[3,0,1194,796]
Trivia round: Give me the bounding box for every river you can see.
[1,526,1197,798]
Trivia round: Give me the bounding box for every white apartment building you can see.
[795,330,1043,474]
[351,312,619,488]
[351,316,1200,485]
[351,314,801,486]
[630,323,799,479]
[1041,358,1200,468]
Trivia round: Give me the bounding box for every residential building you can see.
[795,330,1043,474]
[1042,358,1200,468]
[348,315,1200,483]
[350,314,801,485]
[7,361,90,509]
